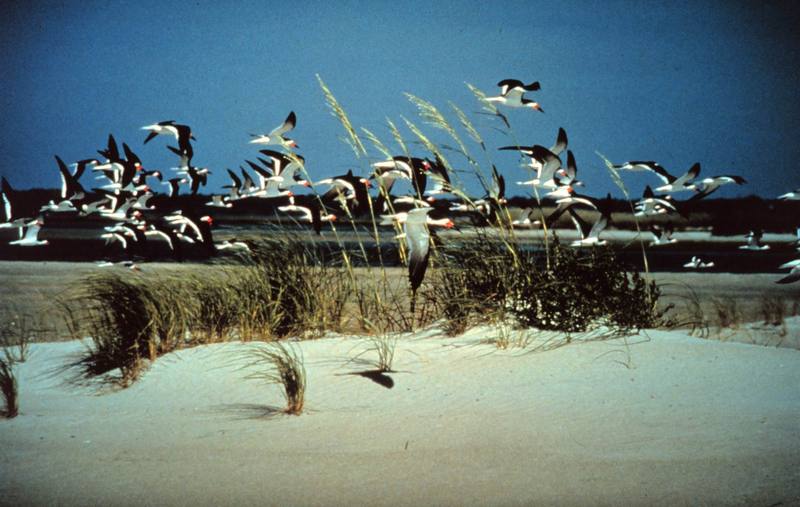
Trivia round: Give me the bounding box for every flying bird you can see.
[486,79,544,112]
[249,111,298,149]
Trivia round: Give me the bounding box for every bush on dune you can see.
[434,237,664,336]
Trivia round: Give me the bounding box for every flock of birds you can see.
[1,79,800,289]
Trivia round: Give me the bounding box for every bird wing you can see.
[551,128,568,156]
[271,111,296,137]
[776,268,800,284]
[405,218,431,292]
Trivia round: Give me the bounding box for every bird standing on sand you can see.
[249,111,298,149]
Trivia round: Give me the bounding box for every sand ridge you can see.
[2,328,799,506]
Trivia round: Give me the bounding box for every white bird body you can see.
[40,200,76,213]
[206,195,233,208]
[654,163,701,194]
[9,221,48,246]
[249,111,298,149]
[683,256,714,269]
[739,231,770,251]
[486,79,543,111]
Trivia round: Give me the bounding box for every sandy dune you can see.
[2,326,800,506]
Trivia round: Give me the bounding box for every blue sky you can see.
[2,0,799,199]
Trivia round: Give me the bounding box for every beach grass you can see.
[242,341,306,415]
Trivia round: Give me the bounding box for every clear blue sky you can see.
[2,0,799,199]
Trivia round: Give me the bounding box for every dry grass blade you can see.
[243,342,307,415]
[449,101,485,149]
[401,116,454,175]
[386,118,408,154]
[360,127,394,160]
[405,93,469,157]
[316,74,366,158]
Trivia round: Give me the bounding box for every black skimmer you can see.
[245,159,283,191]
[423,156,452,198]
[544,184,598,210]
[556,151,583,188]
[778,188,800,200]
[206,195,233,208]
[162,177,185,198]
[403,206,454,305]
[486,79,544,112]
[100,231,129,250]
[185,166,210,195]
[503,144,562,189]
[776,266,800,284]
[239,166,259,196]
[1,177,34,229]
[318,170,371,214]
[142,121,195,153]
[738,230,770,251]
[278,196,337,235]
[569,209,609,247]
[653,163,701,194]
[371,156,430,198]
[450,165,508,223]
[69,159,101,181]
[687,175,746,200]
[649,224,678,246]
[634,186,679,217]
[55,155,87,201]
[683,256,714,269]
[610,160,668,175]
[249,111,298,149]
[258,149,309,189]
[224,169,244,200]
[9,220,48,246]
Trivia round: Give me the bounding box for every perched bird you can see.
[485,79,543,112]
[249,111,298,149]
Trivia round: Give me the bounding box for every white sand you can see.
[2,326,800,506]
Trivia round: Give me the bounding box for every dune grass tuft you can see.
[243,342,306,416]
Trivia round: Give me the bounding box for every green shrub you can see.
[435,238,663,335]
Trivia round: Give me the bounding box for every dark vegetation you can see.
[434,236,664,336]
